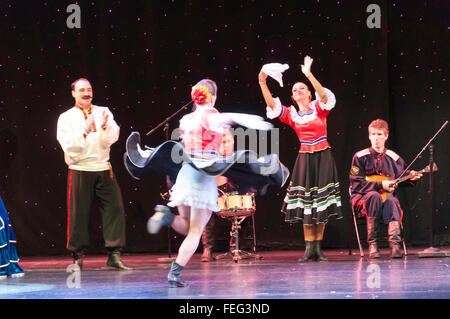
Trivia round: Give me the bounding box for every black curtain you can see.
[0,0,448,256]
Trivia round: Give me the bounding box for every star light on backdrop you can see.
[0,0,448,256]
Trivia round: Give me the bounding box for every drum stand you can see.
[215,212,263,263]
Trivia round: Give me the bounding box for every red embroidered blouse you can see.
[266,88,336,153]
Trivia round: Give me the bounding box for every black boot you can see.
[107,248,132,270]
[313,240,328,261]
[298,241,314,262]
[147,205,175,234]
[388,221,403,259]
[367,217,380,258]
[71,251,84,271]
[168,261,188,288]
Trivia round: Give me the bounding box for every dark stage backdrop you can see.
[0,0,448,256]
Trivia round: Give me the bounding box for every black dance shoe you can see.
[168,261,188,288]
[71,251,84,271]
[298,241,314,262]
[313,240,328,262]
[107,249,132,270]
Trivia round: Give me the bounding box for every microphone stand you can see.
[418,144,450,258]
[416,121,450,258]
[146,100,193,136]
[146,101,193,263]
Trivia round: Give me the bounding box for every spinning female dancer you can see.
[124,78,289,287]
[149,80,225,287]
[258,56,342,262]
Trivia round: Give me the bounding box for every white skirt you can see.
[168,163,220,212]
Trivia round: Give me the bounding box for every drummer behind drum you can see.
[201,130,235,262]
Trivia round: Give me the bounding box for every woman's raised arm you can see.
[258,71,276,110]
[301,56,328,104]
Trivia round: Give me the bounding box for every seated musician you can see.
[349,119,422,258]
[201,129,235,262]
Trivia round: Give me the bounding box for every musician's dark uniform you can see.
[349,147,414,258]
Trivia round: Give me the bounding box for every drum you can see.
[217,193,255,217]
[217,195,227,211]
[226,195,243,210]
[241,194,255,209]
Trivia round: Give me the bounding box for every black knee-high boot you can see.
[388,221,403,259]
[367,217,380,258]
[298,241,314,262]
[313,240,328,261]
[168,261,188,288]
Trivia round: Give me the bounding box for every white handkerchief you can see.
[261,63,290,87]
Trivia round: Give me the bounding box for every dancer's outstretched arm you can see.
[258,71,276,110]
[301,56,327,104]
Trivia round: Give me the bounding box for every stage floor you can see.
[1,248,450,299]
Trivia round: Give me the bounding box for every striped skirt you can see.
[284,148,342,225]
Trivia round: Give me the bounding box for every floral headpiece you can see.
[191,84,212,105]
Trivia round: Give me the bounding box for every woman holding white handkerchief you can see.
[258,56,342,262]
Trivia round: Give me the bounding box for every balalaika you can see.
[365,163,437,202]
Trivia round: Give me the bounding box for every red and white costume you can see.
[266,88,342,224]
[266,88,336,153]
[168,106,229,211]
[178,106,224,159]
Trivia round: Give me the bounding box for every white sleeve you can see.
[314,88,336,111]
[56,113,86,160]
[221,113,273,131]
[208,113,273,132]
[206,113,232,134]
[266,97,283,119]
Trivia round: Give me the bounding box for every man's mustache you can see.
[82,96,92,99]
